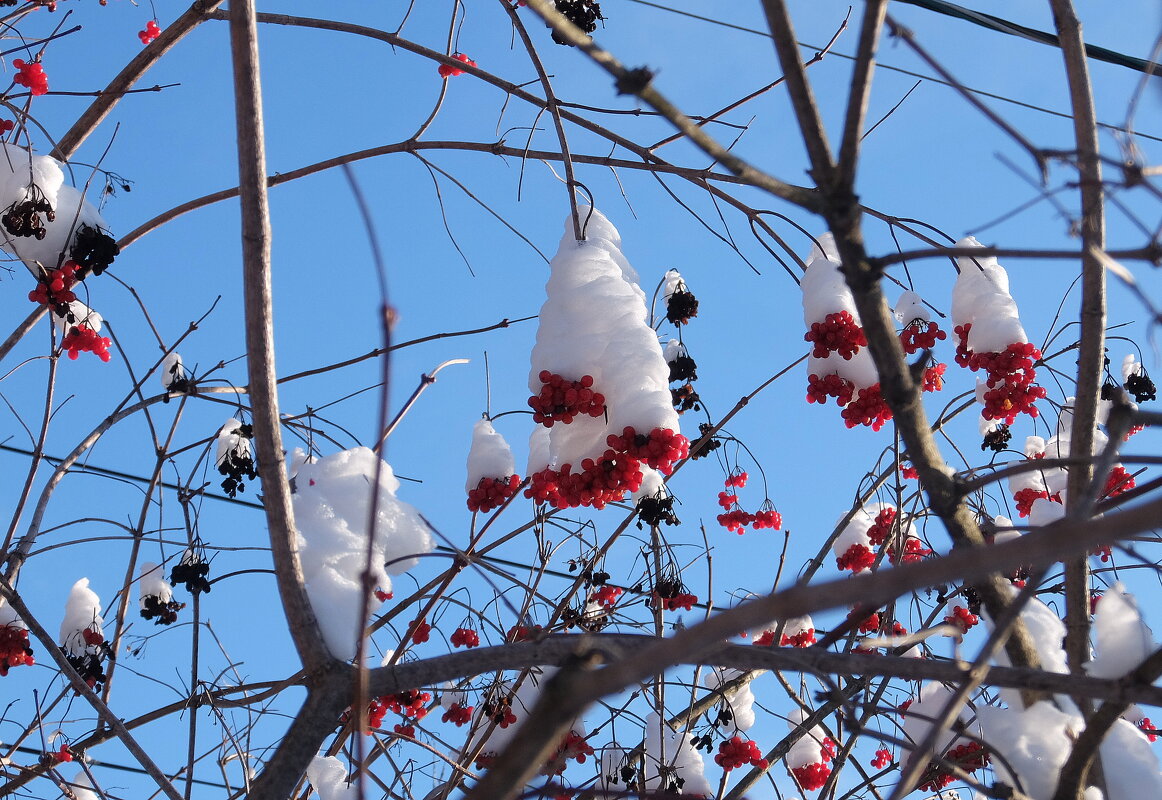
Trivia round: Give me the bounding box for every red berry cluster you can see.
[836,543,875,573]
[543,731,595,775]
[0,120,13,135]
[724,469,747,488]
[752,630,776,646]
[805,311,866,359]
[526,455,642,509]
[841,384,893,431]
[590,585,622,609]
[922,363,947,393]
[393,723,415,738]
[438,53,476,77]
[139,19,160,44]
[649,590,696,612]
[381,689,431,720]
[28,261,79,314]
[529,372,605,426]
[866,508,896,547]
[1103,466,1135,499]
[1138,718,1158,743]
[806,372,856,406]
[791,761,832,791]
[609,426,689,474]
[467,474,521,512]
[442,702,474,726]
[716,508,753,533]
[851,609,881,634]
[918,741,989,792]
[12,59,47,96]
[1094,545,1112,563]
[0,625,34,675]
[506,623,543,642]
[888,537,931,565]
[945,605,979,634]
[899,319,947,354]
[410,619,431,644]
[781,628,816,647]
[450,627,479,648]
[1013,487,1060,518]
[374,589,393,602]
[900,463,919,480]
[955,325,1046,422]
[717,491,739,509]
[62,324,112,362]
[752,507,782,529]
[714,736,769,771]
[871,747,893,769]
[48,745,73,764]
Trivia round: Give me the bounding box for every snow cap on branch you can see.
[59,577,103,656]
[466,417,516,492]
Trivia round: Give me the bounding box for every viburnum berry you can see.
[483,699,518,728]
[590,584,622,609]
[850,609,881,634]
[1138,717,1158,742]
[888,537,932,566]
[714,736,768,771]
[450,627,480,648]
[381,689,431,720]
[751,504,782,531]
[141,594,184,625]
[410,619,431,644]
[841,384,893,430]
[866,507,896,547]
[899,319,947,354]
[805,310,867,360]
[438,52,476,78]
[922,362,947,393]
[1125,368,1156,403]
[139,19,161,45]
[393,723,416,738]
[944,605,979,634]
[724,469,748,488]
[506,623,543,642]
[28,261,80,316]
[467,474,520,512]
[836,543,875,573]
[0,625,34,675]
[791,761,832,791]
[0,120,13,135]
[528,372,605,426]
[607,426,689,475]
[918,741,989,792]
[956,325,1046,422]
[1013,487,1060,518]
[525,451,644,510]
[716,508,754,534]
[49,745,73,763]
[543,730,595,775]
[717,491,738,510]
[3,186,54,239]
[781,627,816,647]
[806,372,856,406]
[442,702,474,726]
[12,59,48,96]
[871,747,892,769]
[1103,466,1136,499]
[61,324,112,362]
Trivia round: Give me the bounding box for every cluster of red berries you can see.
[1138,718,1157,742]
[529,371,605,426]
[866,508,896,547]
[837,543,876,573]
[393,723,415,738]
[922,363,947,393]
[1013,487,1060,518]
[792,762,832,791]
[718,491,739,509]
[888,538,931,565]
[955,325,1046,422]
[543,731,595,775]
[410,619,431,644]
[0,120,13,135]
[1104,466,1136,499]
[945,605,979,634]
[590,585,622,608]
[724,469,747,488]
[506,623,543,642]
[871,747,893,769]
[918,741,989,792]
[805,311,867,359]
[381,689,431,720]
[466,474,521,512]
[851,609,881,634]
[751,629,777,646]
[900,462,919,480]
[781,628,816,647]
[899,319,947,354]
[1094,545,1113,563]
[438,53,476,77]
[715,736,769,771]
[526,454,642,509]
[139,19,160,44]
[442,702,474,726]
[608,426,689,474]
[841,384,893,430]
[717,508,753,533]
[450,627,479,648]
[752,507,782,529]
[806,372,856,407]
[649,590,697,612]
[0,625,34,675]
[28,261,80,315]
[12,59,47,96]
[62,324,112,362]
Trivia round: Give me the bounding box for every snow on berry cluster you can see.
[56,303,111,361]
[440,688,475,726]
[138,562,184,625]
[525,209,687,509]
[785,708,836,792]
[289,447,434,661]
[465,418,521,512]
[704,667,756,732]
[0,601,33,676]
[951,237,1046,423]
[833,502,929,574]
[59,578,107,690]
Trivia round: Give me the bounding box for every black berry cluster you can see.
[636,491,679,528]
[667,353,698,383]
[551,0,603,44]
[2,189,54,240]
[141,595,185,625]
[171,559,211,594]
[66,652,106,691]
[689,422,721,460]
[70,224,120,276]
[665,288,699,325]
[981,423,1011,453]
[1126,370,1157,403]
[219,423,257,498]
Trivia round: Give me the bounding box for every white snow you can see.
[306,756,358,800]
[641,712,712,796]
[466,418,516,491]
[137,562,173,607]
[951,237,1029,353]
[51,301,103,335]
[704,668,756,731]
[161,352,185,390]
[801,234,880,391]
[60,577,103,656]
[1086,583,1155,679]
[291,447,434,661]
[215,420,250,470]
[894,290,931,324]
